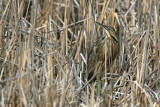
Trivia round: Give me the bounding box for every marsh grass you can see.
[0,0,160,107]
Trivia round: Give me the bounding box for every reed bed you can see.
[0,0,160,107]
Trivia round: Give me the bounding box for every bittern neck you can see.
[110,35,119,44]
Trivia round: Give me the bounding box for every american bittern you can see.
[88,22,119,81]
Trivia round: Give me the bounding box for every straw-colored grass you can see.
[0,0,160,107]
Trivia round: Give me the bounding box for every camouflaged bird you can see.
[88,22,119,81]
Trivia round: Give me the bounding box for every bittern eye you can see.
[108,27,116,33]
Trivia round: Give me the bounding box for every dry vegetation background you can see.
[0,0,160,107]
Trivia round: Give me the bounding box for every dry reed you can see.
[0,0,160,107]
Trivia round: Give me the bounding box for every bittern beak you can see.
[96,21,111,38]
[96,21,119,44]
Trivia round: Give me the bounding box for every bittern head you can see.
[96,21,118,44]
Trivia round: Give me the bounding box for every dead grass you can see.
[0,0,160,107]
